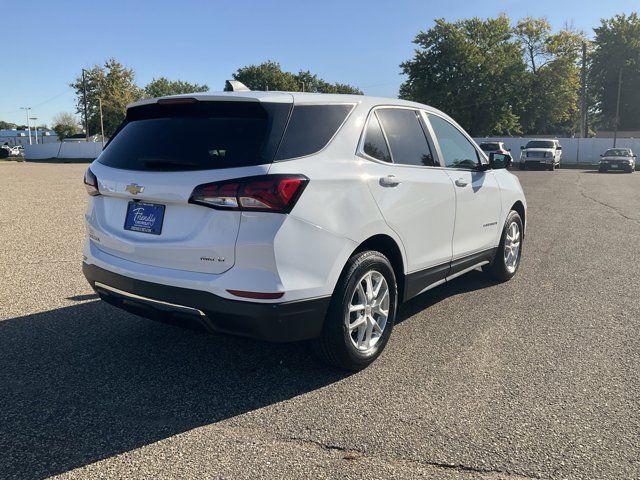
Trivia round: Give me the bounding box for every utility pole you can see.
[613,68,622,148]
[20,107,32,145]
[579,42,587,138]
[81,68,90,141]
[30,117,38,144]
[98,98,105,148]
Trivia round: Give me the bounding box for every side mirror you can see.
[489,152,511,170]
[520,146,525,150]
[557,146,562,150]
[600,154,603,157]
[507,148,511,152]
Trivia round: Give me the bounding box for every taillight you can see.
[84,168,100,196]
[189,175,309,213]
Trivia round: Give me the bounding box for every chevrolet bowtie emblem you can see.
[125,183,144,195]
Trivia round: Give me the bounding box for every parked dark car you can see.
[598,148,636,173]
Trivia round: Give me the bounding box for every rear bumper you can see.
[83,263,329,342]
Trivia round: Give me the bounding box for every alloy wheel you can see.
[345,270,390,352]
[504,221,521,273]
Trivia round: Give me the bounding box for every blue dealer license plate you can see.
[124,201,165,235]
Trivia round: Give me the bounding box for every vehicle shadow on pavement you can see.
[0,301,347,479]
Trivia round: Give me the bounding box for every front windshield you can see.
[480,143,500,150]
[526,140,555,149]
[604,149,631,157]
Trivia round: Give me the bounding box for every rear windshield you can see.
[98,101,354,171]
[604,149,631,156]
[479,143,500,150]
[525,140,555,149]
[98,101,291,171]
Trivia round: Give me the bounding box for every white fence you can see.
[474,137,640,165]
[22,137,640,164]
[25,142,103,160]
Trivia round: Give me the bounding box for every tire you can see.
[598,166,606,173]
[547,164,554,171]
[314,250,398,371]
[485,210,523,282]
[520,163,526,170]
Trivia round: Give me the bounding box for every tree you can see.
[295,70,363,94]
[590,13,640,131]
[0,121,17,130]
[515,18,584,135]
[232,61,362,94]
[52,112,79,140]
[400,16,527,136]
[144,77,209,98]
[70,58,143,137]
[233,61,299,91]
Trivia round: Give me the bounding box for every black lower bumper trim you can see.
[83,263,329,342]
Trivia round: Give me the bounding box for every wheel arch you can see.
[352,234,406,303]
[511,200,526,234]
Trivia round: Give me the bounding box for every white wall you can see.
[25,142,103,160]
[473,137,640,164]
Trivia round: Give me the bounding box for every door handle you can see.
[379,175,400,187]
[455,178,468,187]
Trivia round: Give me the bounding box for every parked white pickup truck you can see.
[520,139,562,171]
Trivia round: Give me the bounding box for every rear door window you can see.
[362,113,391,162]
[275,104,354,160]
[98,101,291,171]
[375,108,436,167]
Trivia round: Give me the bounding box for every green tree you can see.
[52,112,79,140]
[515,18,584,135]
[590,13,640,131]
[71,58,142,137]
[400,16,526,136]
[0,121,17,130]
[232,61,362,94]
[295,70,363,94]
[144,77,209,98]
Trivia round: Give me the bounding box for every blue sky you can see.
[2,0,637,126]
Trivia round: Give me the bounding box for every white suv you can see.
[83,92,526,370]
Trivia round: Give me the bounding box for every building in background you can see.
[0,129,59,147]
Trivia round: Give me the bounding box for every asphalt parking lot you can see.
[1,162,639,479]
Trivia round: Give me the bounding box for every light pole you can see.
[30,118,38,144]
[613,68,623,148]
[81,68,90,141]
[98,98,105,148]
[20,107,32,145]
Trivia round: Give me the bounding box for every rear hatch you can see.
[87,96,292,274]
